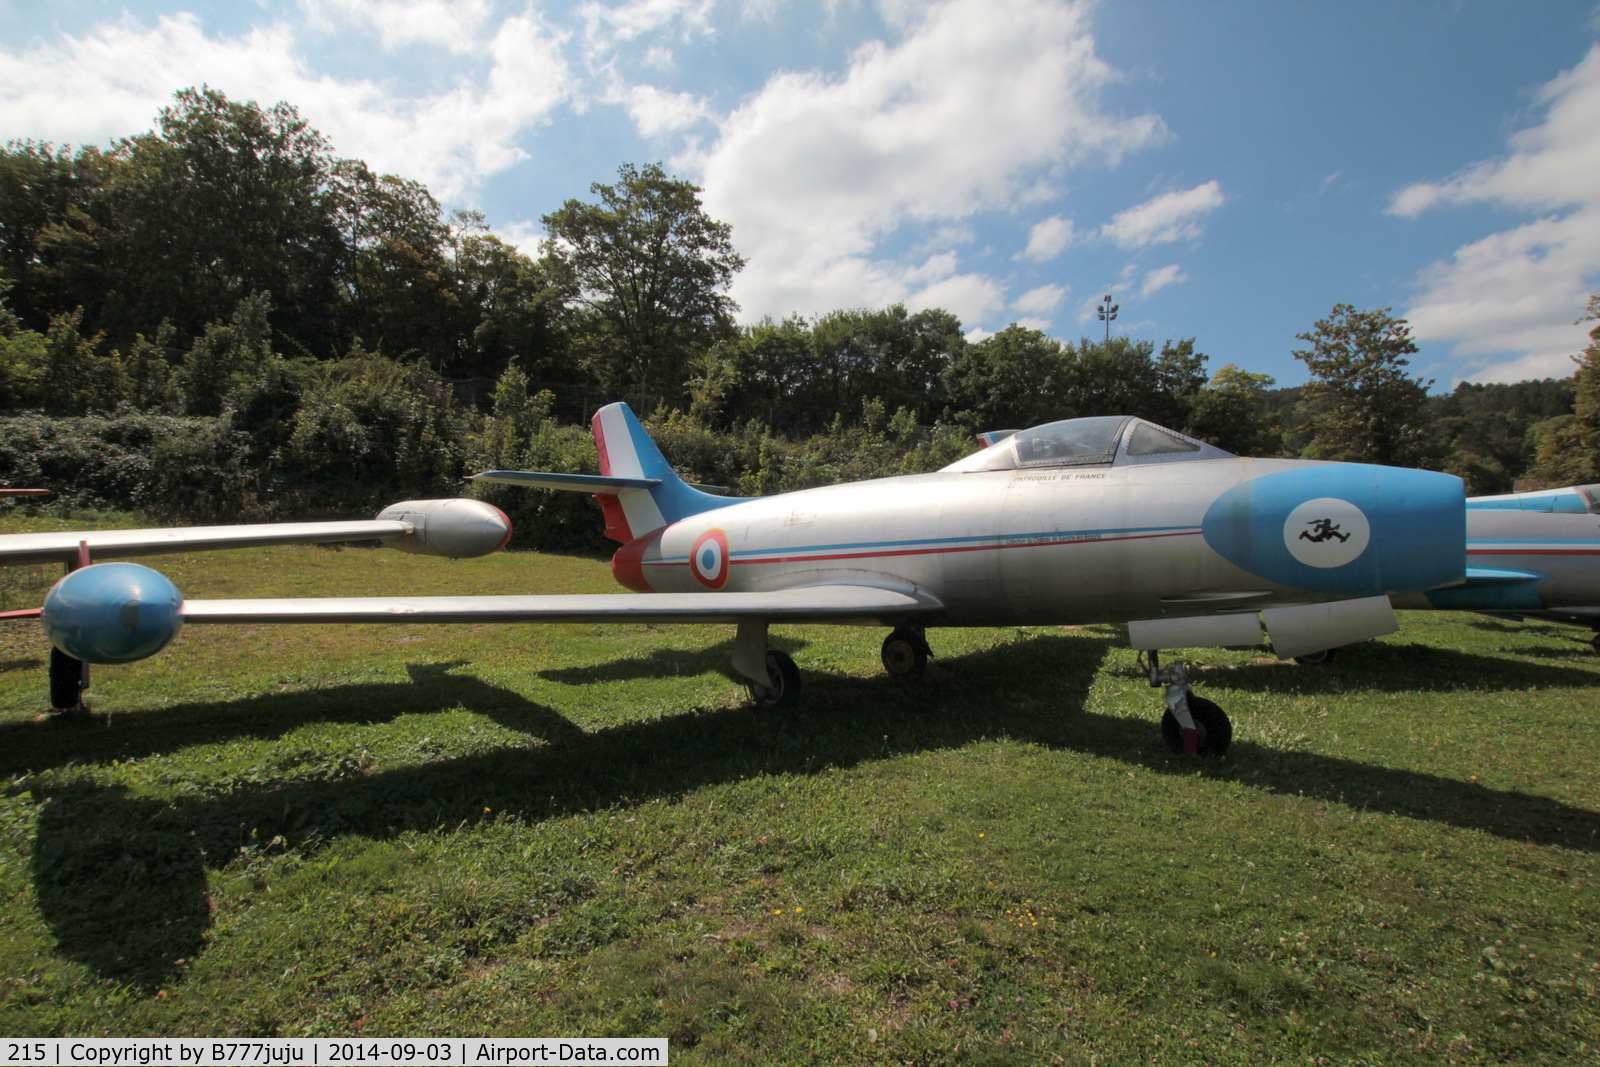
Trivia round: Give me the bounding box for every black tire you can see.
[49,647,84,711]
[748,649,802,709]
[881,630,929,676]
[1160,692,1231,757]
[1293,648,1337,666]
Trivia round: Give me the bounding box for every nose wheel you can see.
[1159,693,1231,756]
[1144,650,1231,757]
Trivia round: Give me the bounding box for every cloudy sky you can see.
[4,0,1600,388]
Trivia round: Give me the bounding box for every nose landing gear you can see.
[1144,650,1231,757]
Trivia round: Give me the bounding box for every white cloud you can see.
[1393,42,1600,381]
[1012,316,1052,331]
[624,83,710,137]
[1019,215,1076,261]
[301,0,492,54]
[0,9,575,201]
[579,0,716,70]
[1013,283,1067,315]
[688,0,1163,326]
[497,218,546,256]
[908,271,1007,324]
[1139,263,1185,298]
[1100,180,1223,249]
[904,251,958,285]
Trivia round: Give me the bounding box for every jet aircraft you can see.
[10,402,1470,756]
[1397,483,1600,644]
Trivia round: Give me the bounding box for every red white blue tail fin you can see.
[470,402,737,544]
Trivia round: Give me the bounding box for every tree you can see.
[0,141,115,333]
[1293,303,1439,468]
[1186,363,1281,456]
[541,163,744,410]
[453,229,569,384]
[811,304,964,427]
[714,315,821,431]
[1527,292,1600,486]
[943,324,1068,430]
[181,290,277,416]
[83,88,348,353]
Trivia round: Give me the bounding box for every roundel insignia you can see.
[1283,497,1370,568]
[689,528,730,589]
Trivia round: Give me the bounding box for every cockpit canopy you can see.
[939,416,1235,474]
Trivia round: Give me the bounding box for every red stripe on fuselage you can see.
[645,528,1201,570]
[1468,548,1600,556]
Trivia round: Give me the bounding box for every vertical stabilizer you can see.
[591,402,735,541]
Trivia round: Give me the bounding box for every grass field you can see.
[0,524,1597,1064]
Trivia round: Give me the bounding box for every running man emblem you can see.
[1298,518,1351,544]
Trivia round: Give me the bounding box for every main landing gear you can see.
[733,619,802,709]
[881,627,932,676]
[747,649,801,709]
[1144,650,1231,757]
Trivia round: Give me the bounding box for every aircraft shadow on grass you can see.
[534,635,811,687]
[1191,640,1600,696]
[0,662,587,779]
[19,633,1600,987]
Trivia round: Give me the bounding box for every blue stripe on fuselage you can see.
[648,524,1201,565]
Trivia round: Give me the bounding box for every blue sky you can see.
[4,0,1600,390]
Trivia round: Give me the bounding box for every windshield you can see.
[939,415,1232,473]
[1011,417,1128,467]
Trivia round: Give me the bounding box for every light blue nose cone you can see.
[1202,464,1465,596]
[42,562,185,664]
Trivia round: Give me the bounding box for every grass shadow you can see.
[0,662,584,778]
[31,783,211,991]
[1191,640,1600,695]
[18,631,1600,983]
[535,635,811,687]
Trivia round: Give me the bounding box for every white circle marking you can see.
[1284,497,1370,568]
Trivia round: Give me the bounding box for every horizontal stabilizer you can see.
[469,470,660,493]
[1423,566,1548,611]
[181,584,941,626]
[1462,567,1547,585]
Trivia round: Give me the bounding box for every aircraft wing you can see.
[0,498,513,567]
[180,584,942,626]
[0,520,415,567]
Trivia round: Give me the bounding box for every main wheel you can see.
[748,649,802,709]
[881,630,930,676]
[1160,692,1231,757]
[1293,648,1337,666]
[49,647,84,712]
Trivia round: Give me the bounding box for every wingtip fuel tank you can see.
[377,498,513,558]
[42,562,184,665]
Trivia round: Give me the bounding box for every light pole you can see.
[1097,293,1119,344]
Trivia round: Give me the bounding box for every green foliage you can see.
[1294,304,1441,468]
[182,290,279,416]
[942,324,1067,430]
[1186,363,1283,456]
[1527,292,1600,487]
[0,412,258,521]
[119,322,183,414]
[279,355,466,516]
[1434,377,1575,493]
